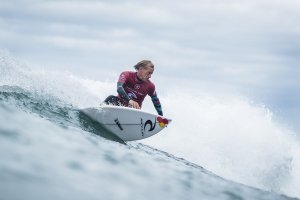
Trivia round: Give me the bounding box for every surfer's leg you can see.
[104,95,122,106]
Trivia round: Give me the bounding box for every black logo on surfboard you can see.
[114,118,123,131]
[141,118,144,136]
[141,118,156,137]
[144,118,156,132]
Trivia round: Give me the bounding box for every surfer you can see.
[104,60,163,116]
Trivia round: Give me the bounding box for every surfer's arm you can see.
[117,82,131,102]
[151,93,163,116]
[117,82,140,109]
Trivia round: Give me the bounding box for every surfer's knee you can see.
[104,95,121,106]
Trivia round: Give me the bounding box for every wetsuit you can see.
[104,71,163,116]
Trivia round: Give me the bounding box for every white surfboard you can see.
[81,105,172,141]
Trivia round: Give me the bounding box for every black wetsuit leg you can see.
[104,95,122,106]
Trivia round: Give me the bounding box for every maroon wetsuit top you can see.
[117,71,156,107]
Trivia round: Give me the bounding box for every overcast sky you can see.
[0,0,299,131]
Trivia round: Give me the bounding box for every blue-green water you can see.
[1,52,299,200]
[0,87,296,200]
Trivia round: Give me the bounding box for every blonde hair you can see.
[134,60,154,70]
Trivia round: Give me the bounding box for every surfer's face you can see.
[137,65,154,82]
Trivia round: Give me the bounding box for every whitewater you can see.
[1,51,299,200]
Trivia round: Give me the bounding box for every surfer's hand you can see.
[129,100,140,109]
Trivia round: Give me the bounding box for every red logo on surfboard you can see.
[157,117,168,128]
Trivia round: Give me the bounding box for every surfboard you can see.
[81,105,172,141]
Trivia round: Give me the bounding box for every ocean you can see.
[1,52,299,200]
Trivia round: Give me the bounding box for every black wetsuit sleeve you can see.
[150,92,163,116]
[117,82,131,102]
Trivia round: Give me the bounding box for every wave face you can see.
[0,51,299,200]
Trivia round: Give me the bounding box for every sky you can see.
[0,0,299,131]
